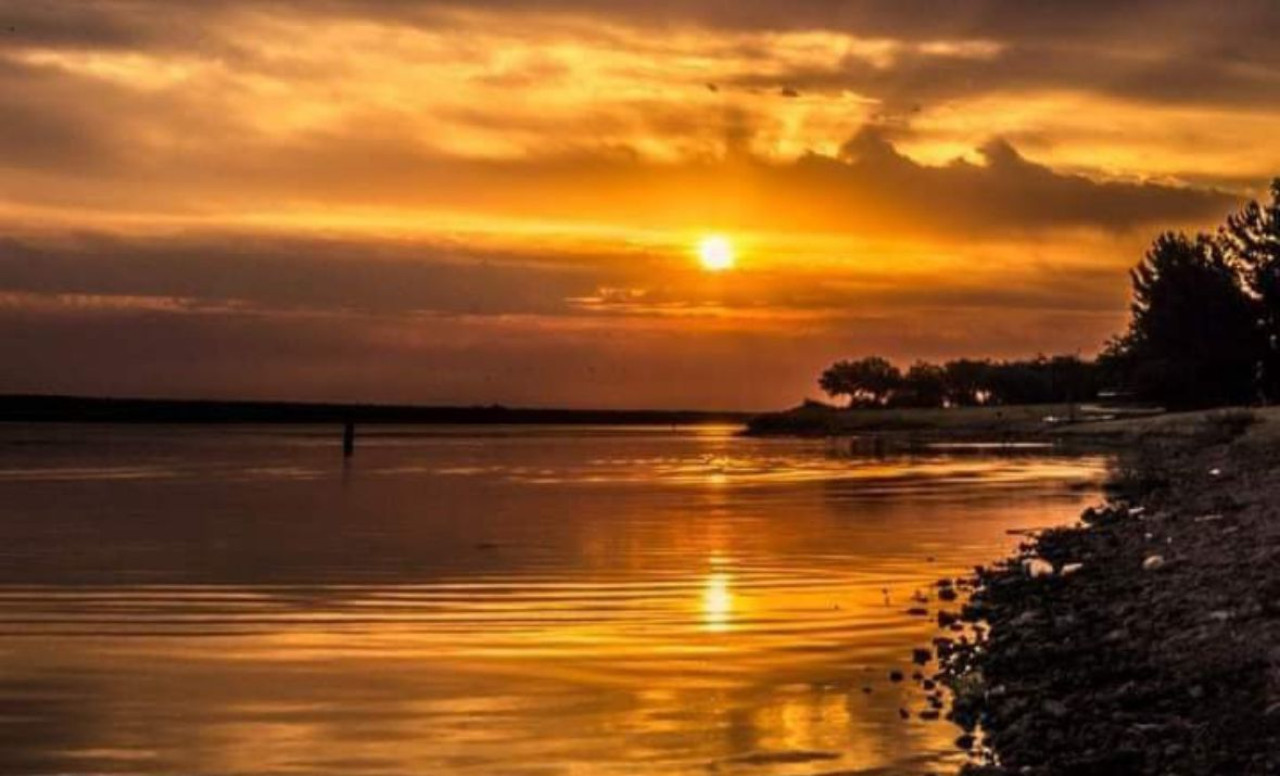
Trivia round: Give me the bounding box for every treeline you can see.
[818,355,1100,408]
[1101,180,1280,409]
[820,179,1280,411]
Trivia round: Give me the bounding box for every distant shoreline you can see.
[0,394,751,426]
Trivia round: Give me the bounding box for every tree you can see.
[1113,232,1261,408]
[1221,179,1280,400]
[942,359,992,406]
[896,361,948,407]
[819,357,902,407]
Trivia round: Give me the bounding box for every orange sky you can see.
[2,1,1279,409]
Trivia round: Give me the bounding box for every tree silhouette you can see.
[897,361,947,407]
[1112,232,1261,408]
[1221,179,1280,400]
[819,357,901,406]
[942,359,992,406]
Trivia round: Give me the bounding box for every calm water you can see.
[0,424,1106,775]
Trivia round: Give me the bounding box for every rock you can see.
[906,607,929,616]
[898,708,909,719]
[923,679,937,691]
[920,709,941,720]
[1011,610,1040,627]
[955,733,976,750]
[939,587,959,601]
[1043,700,1069,718]
[1060,562,1084,576]
[912,648,932,665]
[1103,628,1129,644]
[889,670,904,682]
[1142,554,1165,571]
[1022,557,1054,578]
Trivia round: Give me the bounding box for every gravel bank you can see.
[942,415,1280,775]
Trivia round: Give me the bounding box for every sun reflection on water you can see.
[701,570,734,632]
[0,425,1111,776]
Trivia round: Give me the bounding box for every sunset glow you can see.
[0,1,1276,408]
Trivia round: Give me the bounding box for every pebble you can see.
[912,648,932,665]
[1104,628,1129,644]
[1142,554,1165,571]
[1022,557,1054,578]
[889,670,904,682]
[1011,610,1040,627]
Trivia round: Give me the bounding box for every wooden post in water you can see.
[343,420,356,457]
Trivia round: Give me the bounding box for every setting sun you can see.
[697,236,736,272]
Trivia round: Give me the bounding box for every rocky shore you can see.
[938,411,1279,775]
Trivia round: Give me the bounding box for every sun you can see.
[697,235,735,272]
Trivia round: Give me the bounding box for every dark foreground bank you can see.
[939,411,1279,775]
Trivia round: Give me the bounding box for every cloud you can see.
[0,0,1273,406]
[0,231,620,316]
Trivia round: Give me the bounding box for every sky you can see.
[2,1,1279,410]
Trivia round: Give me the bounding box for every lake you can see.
[0,424,1106,775]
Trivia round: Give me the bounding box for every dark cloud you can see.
[721,40,1280,111]
[0,231,625,316]
[201,129,1241,235]
[0,59,136,172]
[144,0,1277,45]
[5,0,1279,112]
[801,129,1237,233]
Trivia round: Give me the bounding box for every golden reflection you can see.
[701,571,734,632]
